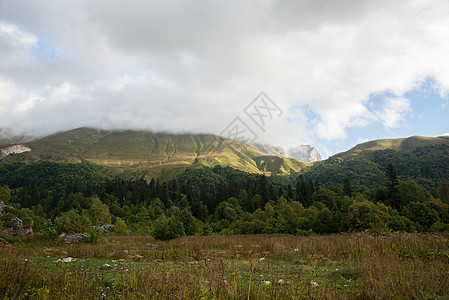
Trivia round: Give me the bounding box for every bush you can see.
[151,215,185,240]
[54,209,91,234]
[0,233,21,244]
[85,227,103,243]
[114,218,128,235]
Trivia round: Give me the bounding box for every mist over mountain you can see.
[251,143,322,162]
[0,127,310,180]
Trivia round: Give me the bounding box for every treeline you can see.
[1,161,449,240]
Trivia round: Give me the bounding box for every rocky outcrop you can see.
[58,233,91,243]
[287,145,322,162]
[251,143,322,163]
[0,201,34,238]
[94,224,115,233]
[0,144,31,158]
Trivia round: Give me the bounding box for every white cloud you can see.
[0,0,449,144]
[378,97,412,129]
[441,133,449,136]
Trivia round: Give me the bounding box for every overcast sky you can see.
[1,0,449,157]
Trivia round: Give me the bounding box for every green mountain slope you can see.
[334,136,449,159]
[0,128,309,180]
[306,136,449,188]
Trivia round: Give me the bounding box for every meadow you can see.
[1,233,449,299]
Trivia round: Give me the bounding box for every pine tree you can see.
[385,164,401,210]
[259,175,270,204]
[438,175,449,204]
[343,178,352,198]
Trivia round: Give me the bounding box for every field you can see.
[1,233,449,299]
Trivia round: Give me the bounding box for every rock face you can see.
[251,143,321,163]
[287,145,322,162]
[1,145,31,158]
[0,201,34,237]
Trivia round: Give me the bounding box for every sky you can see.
[1,0,449,158]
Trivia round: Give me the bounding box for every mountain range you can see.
[0,127,310,181]
[1,127,449,187]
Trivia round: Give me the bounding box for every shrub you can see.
[151,214,185,240]
[54,209,91,234]
[85,227,103,243]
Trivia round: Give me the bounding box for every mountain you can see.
[306,135,449,188]
[251,143,322,162]
[334,135,449,159]
[0,128,310,180]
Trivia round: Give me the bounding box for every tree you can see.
[343,178,352,198]
[114,217,128,234]
[259,175,270,204]
[55,209,91,234]
[385,164,401,210]
[151,214,185,240]
[404,202,440,231]
[345,201,388,233]
[89,197,112,225]
[296,175,312,208]
[0,185,11,203]
[437,176,449,204]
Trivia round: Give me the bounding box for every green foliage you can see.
[33,217,57,238]
[0,185,11,203]
[151,214,185,240]
[89,197,112,225]
[113,218,128,235]
[387,215,416,232]
[54,209,91,234]
[404,202,440,231]
[0,161,108,190]
[85,227,103,243]
[345,201,388,232]
[0,233,21,244]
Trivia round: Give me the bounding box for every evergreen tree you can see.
[438,175,449,204]
[343,178,352,198]
[385,164,401,210]
[259,175,270,204]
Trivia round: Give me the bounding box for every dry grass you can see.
[1,233,448,299]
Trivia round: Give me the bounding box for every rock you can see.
[0,201,34,238]
[94,224,115,233]
[145,243,160,248]
[58,233,91,243]
[250,143,322,162]
[55,257,74,263]
[0,144,31,158]
[287,145,322,162]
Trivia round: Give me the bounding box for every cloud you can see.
[378,97,412,129]
[1,0,449,145]
[442,133,449,136]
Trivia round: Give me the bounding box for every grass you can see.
[1,233,449,299]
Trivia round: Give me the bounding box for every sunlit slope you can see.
[0,128,310,179]
[334,136,449,159]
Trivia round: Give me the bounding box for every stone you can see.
[58,233,91,243]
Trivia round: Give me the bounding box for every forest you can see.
[1,144,449,241]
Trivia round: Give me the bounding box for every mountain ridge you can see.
[0,127,310,180]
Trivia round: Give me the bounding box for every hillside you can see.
[0,128,310,180]
[334,136,449,159]
[306,135,449,188]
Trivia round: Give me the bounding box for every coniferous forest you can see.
[2,145,449,241]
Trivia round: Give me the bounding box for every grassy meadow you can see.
[1,233,449,299]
